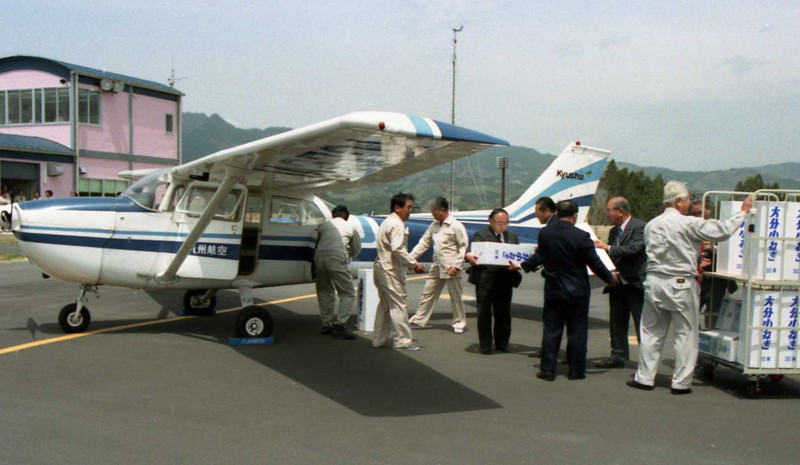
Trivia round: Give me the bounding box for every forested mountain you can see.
[181,112,800,215]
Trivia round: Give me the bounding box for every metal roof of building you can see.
[0,133,73,154]
[0,55,183,97]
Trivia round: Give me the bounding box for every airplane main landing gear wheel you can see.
[235,305,273,338]
[58,303,91,333]
[182,290,217,315]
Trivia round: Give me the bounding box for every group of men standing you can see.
[313,180,752,394]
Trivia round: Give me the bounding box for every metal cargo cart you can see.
[697,189,800,398]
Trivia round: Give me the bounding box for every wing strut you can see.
[155,168,245,285]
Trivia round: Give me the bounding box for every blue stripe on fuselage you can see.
[16,196,152,213]
[15,231,315,262]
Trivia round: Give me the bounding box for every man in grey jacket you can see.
[315,205,361,339]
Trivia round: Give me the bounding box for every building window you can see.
[165,113,174,133]
[77,88,100,125]
[78,178,128,197]
[0,87,73,126]
[44,88,71,123]
[4,89,34,124]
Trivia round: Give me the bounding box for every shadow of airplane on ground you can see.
[19,289,502,417]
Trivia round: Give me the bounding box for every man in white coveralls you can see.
[408,197,469,334]
[627,181,752,394]
[372,193,426,351]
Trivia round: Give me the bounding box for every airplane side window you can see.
[244,192,263,224]
[177,186,243,221]
[303,201,326,225]
[270,196,301,225]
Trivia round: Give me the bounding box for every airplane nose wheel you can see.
[182,289,217,316]
[235,305,273,338]
[58,303,91,333]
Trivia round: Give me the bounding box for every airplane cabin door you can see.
[237,189,263,276]
[259,195,325,285]
[173,181,246,280]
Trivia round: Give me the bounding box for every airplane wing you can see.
[170,111,509,191]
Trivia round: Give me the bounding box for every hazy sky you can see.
[4,1,798,170]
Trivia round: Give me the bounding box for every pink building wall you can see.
[79,87,130,154]
[0,125,71,146]
[0,69,63,89]
[78,157,129,180]
[38,162,74,197]
[132,95,178,158]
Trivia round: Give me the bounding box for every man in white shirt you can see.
[315,205,361,339]
[408,197,469,334]
[372,193,425,351]
[628,181,752,394]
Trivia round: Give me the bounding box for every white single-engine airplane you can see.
[2,111,610,339]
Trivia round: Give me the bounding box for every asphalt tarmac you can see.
[2,257,799,465]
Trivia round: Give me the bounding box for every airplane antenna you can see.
[449,25,463,209]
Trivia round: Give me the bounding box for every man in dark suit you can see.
[519,196,557,357]
[518,200,616,381]
[465,208,521,355]
[593,197,646,368]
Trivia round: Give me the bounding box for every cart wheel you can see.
[746,380,761,398]
[701,362,715,380]
[769,374,784,383]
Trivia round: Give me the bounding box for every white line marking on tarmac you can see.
[0,293,317,356]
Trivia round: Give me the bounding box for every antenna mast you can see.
[449,25,463,209]
[167,55,187,87]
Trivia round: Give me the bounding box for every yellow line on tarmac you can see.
[0,293,318,356]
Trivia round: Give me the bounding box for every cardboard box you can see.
[716,201,746,277]
[783,202,800,282]
[749,290,780,368]
[699,330,739,363]
[715,297,744,334]
[778,292,799,369]
[357,268,378,332]
[747,201,785,281]
[470,242,536,266]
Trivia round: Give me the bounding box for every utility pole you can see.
[449,26,463,209]
[497,157,509,207]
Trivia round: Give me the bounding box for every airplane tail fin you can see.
[502,142,610,225]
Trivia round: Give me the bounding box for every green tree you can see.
[589,160,665,224]
[734,174,779,192]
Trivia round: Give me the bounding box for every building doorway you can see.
[0,160,40,202]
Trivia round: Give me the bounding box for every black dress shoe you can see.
[536,371,556,382]
[496,346,509,353]
[595,358,625,369]
[568,373,586,380]
[320,325,333,335]
[331,324,356,340]
[481,347,492,355]
[670,387,692,395]
[626,379,655,391]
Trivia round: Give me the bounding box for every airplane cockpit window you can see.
[304,201,326,225]
[177,185,243,221]
[124,168,171,210]
[270,196,325,225]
